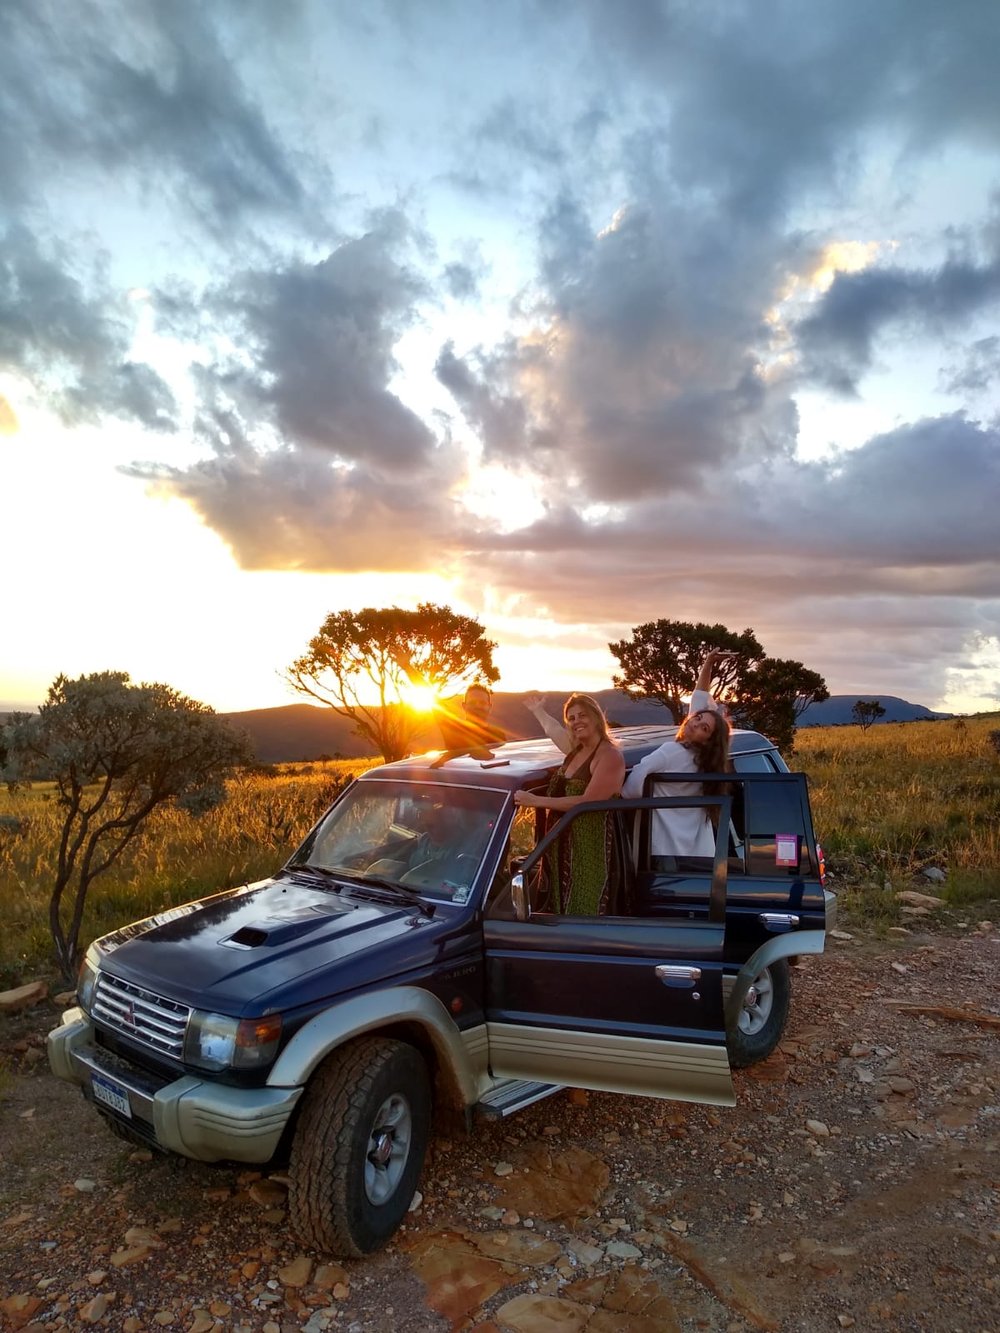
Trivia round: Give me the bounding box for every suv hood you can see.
[94,874,456,1016]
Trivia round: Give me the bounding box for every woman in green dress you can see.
[513,694,625,915]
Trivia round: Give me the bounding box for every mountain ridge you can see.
[219,692,953,763]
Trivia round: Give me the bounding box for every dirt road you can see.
[2,926,998,1332]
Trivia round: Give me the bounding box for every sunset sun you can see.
[401,682,438,714]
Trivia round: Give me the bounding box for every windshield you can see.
[289,778,507,904]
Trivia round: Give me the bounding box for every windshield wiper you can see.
[287,863,435,916]
[286,863,344,889]
[322,869,436,917]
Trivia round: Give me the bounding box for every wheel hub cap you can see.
[364,1092,413,1206]
[737,968,774,1036]
[371,1131,394,1168]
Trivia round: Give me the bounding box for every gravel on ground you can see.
[1,923,998,1333]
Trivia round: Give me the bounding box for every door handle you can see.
[654,964,702,988]
[759,912,800,930]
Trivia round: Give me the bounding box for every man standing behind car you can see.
[434,684,506,759]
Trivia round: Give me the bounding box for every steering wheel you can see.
[400,852,479,889]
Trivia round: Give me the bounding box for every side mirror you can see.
[511,872,531,922]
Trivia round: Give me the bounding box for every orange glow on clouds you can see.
[807,240,885,293]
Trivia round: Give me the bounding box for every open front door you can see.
[483,796,734,1107]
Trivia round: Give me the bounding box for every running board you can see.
[476,1078,563,1119]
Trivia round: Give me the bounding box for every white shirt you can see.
[620,689,718,858]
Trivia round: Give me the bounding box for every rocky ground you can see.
[1,923,998,1333]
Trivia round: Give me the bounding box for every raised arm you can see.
[514,744,625,812]
[690,650,738,712]
[524,692,572,754]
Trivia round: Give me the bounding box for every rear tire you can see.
[288,1037,430,1257]
[727,959,791,1068]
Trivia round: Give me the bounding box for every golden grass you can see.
[794,713,1000,925]
[2,718,998,984]
[0,759,374,986]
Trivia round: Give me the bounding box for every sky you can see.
[2,0,999,716]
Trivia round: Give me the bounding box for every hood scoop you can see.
[227,926,269,949]
[220,904,348,950]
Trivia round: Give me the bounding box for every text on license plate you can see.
[91,1072,132,1119]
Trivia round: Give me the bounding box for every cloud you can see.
[5,0,999,710]
[470,414,999,577]
[438,192,799,502]
[475,97,568,172]
[130,435,467,573]
[0,396,19,434]
[446,413,1000,700]
[574,0,1000,212]
[1,0,314,234]
[128,214,469,565]
[186,214,435,470]
[941,335,1000,395]
[796,254,1000,395]
[428,0,1000,518]
[441,246,488,301]
[1,0,321,440]
[0,227,177,430]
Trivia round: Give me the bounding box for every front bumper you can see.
[48,1009,302,1163]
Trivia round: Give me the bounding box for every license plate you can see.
[91,1072,132,1119]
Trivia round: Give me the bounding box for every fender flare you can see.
[266,985,481,1107]
[723,929,826,1031]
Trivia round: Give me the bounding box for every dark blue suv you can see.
[49,723,832,1258]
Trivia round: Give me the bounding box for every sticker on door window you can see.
[775,833,800,867]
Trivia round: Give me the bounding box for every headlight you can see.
[77,953,100,1013]
[183,1011,282,1072]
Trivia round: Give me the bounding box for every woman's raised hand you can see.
[704,649,739,669]
[696,649,740,693]
[523,692,546,712]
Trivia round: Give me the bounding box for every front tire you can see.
[288,1036,431,1257]
[727,959,791,1068]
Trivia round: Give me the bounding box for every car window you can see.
[732,751,776,773]
[486,804,541,918]
[487,801,629,919]
[291,779,506,902]
[627,779,746,877]
[744,779,808,876]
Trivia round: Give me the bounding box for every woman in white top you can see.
[618,650,734,860]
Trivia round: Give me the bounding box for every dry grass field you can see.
[2,716,998,986]
[0,759,372,988]
[793,712,1000,921]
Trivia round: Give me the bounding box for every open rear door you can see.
[483,795,734,1107]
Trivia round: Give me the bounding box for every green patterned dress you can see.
[541,745,615,916]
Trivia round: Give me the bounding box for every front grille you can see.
[93,972,190,1058]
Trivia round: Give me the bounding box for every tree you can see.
[286,603,498,761]
[730,657,830,751]
[852,699,886,731]
[609,620,765,723]
[0,672,252,979]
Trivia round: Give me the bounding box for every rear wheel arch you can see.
[723,930,825,1067]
